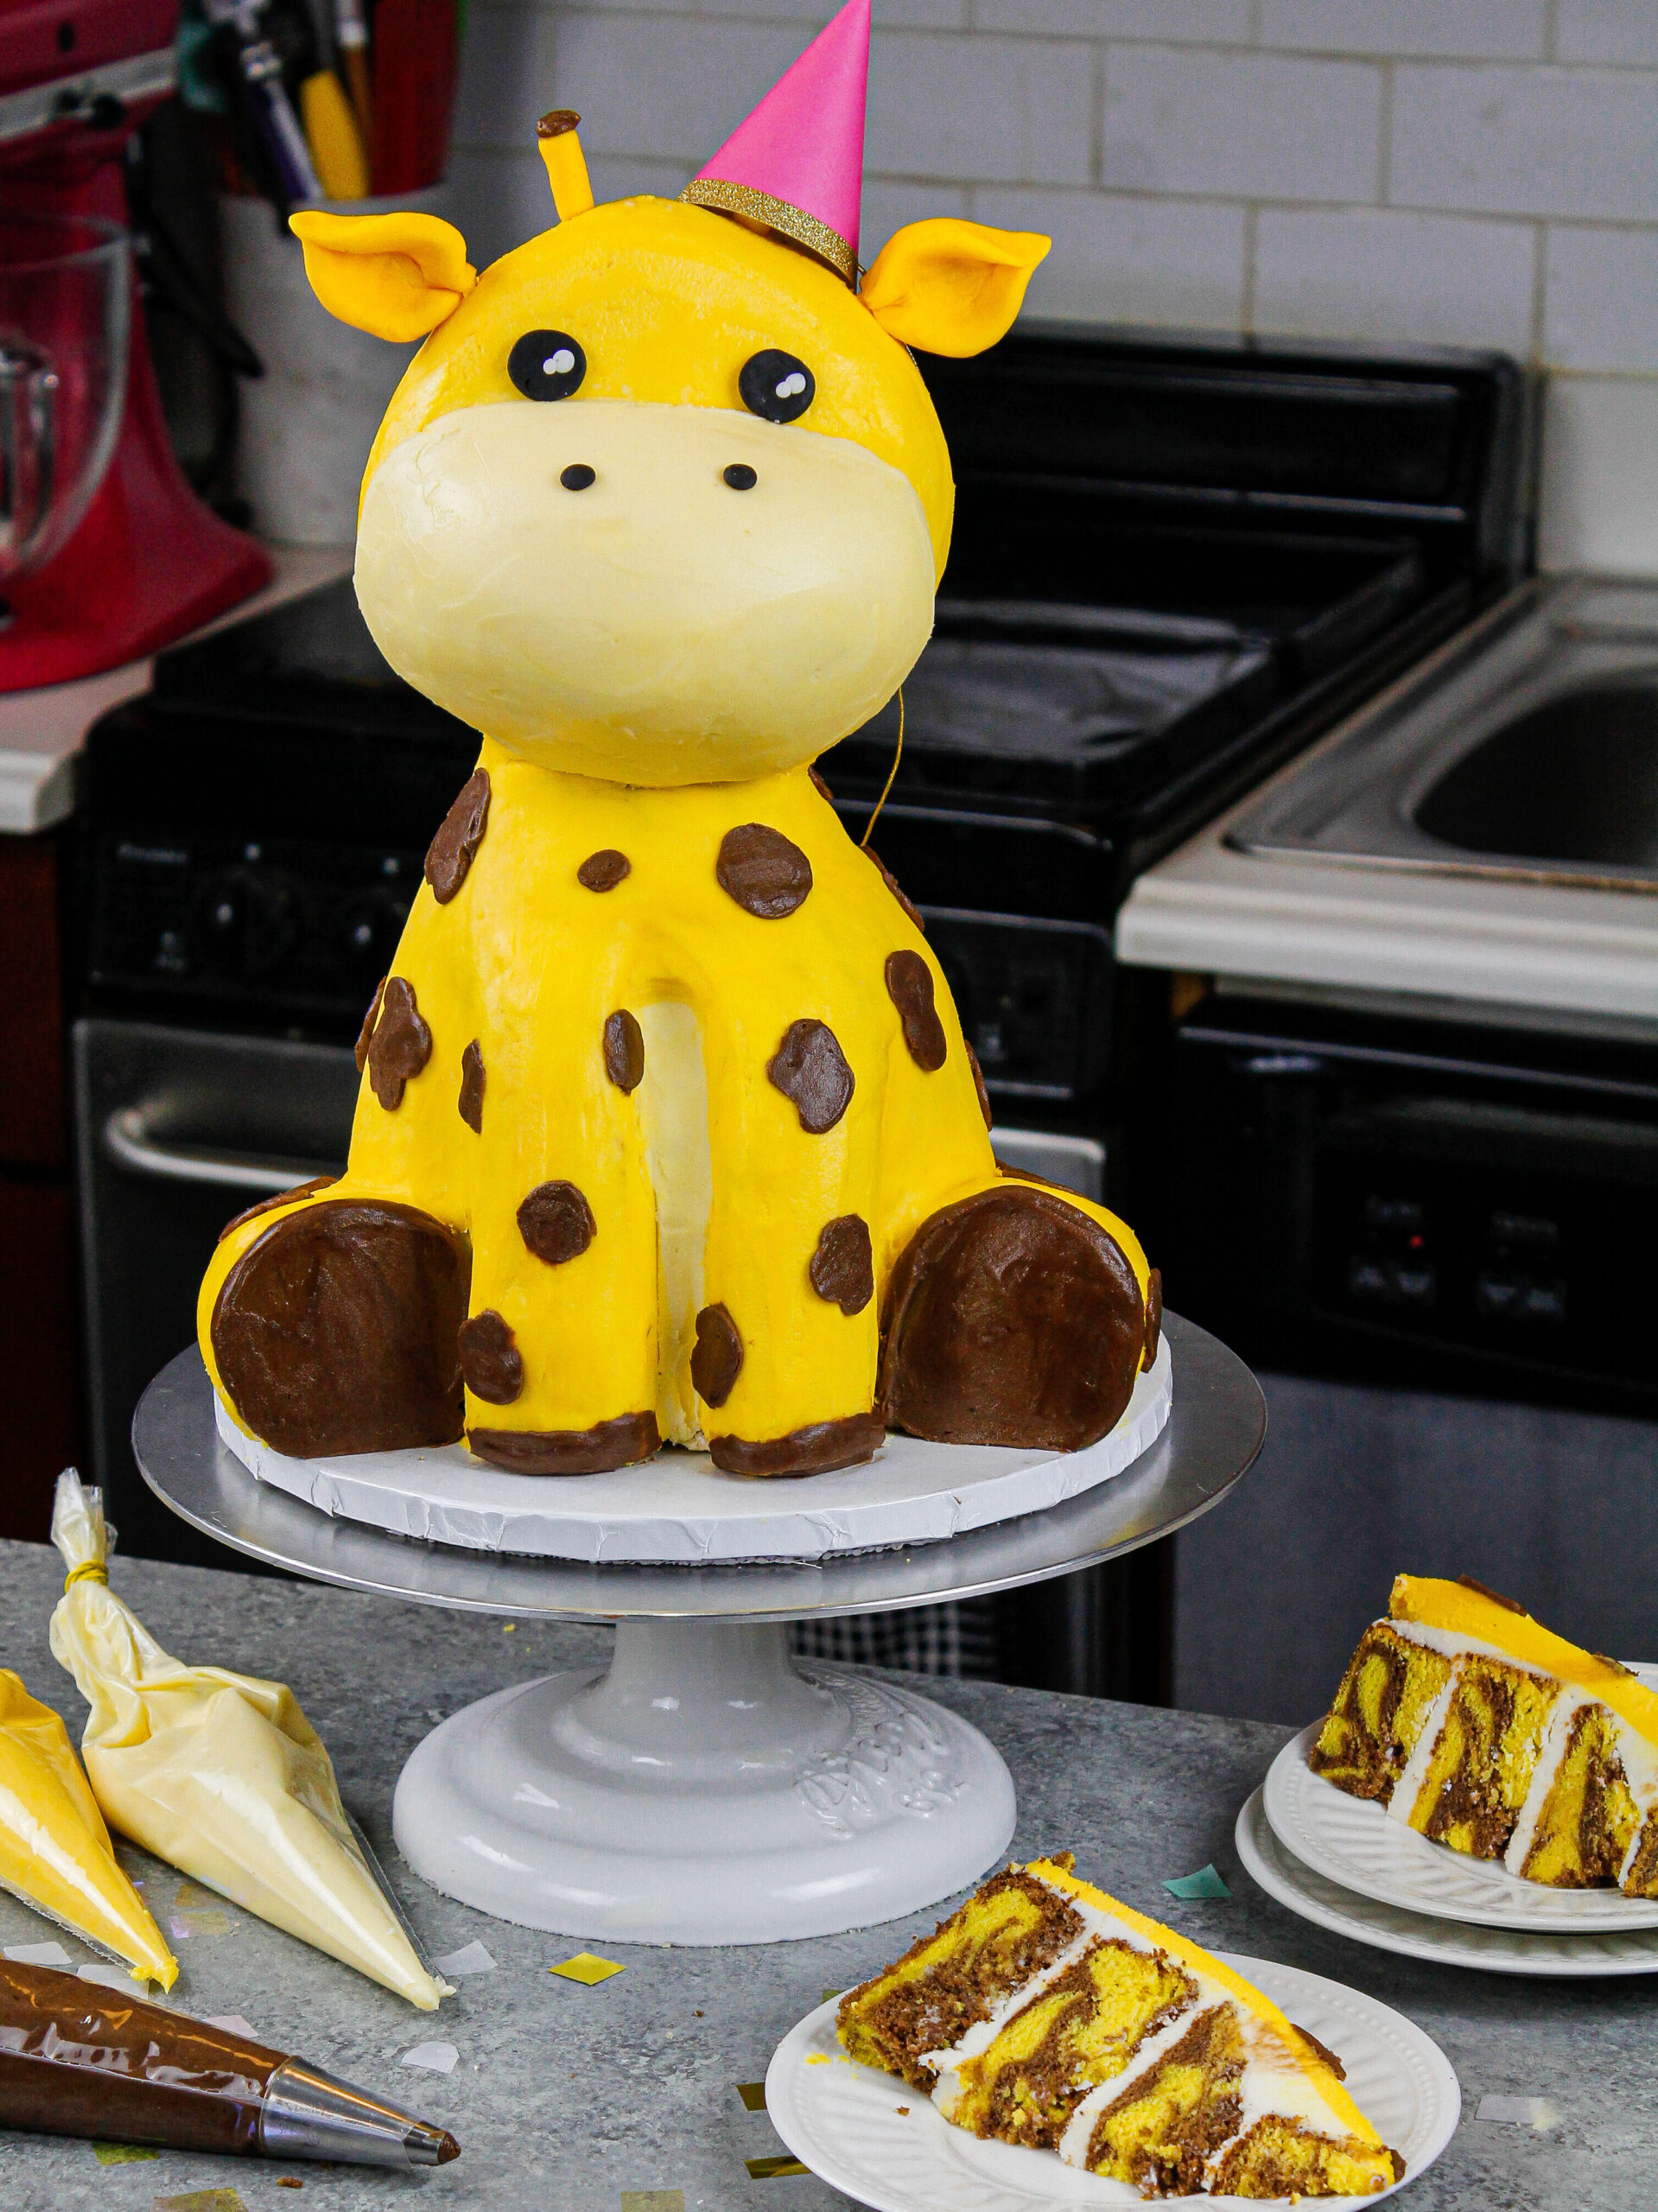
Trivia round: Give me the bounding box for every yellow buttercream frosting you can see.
[1390,1574,1658,1752]
[48,1472,447,2010]
[0,1668,175,1988]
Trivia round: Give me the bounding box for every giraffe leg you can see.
[209,1198,472,1457]
[878,1180,1158,1452]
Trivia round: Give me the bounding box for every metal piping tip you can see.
[408,2121,462,2166]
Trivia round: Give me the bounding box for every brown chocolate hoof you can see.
[469,1411,661,1474]
[708,1412,884,1478]
[213,1200,471,1456]
[879,1186,1146,1452]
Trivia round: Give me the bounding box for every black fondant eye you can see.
[739,349,814,424]
[509,330,586,401]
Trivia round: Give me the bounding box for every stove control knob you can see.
[336,892,411,986]
[194,868,296,980]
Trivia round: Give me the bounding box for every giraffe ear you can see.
[860,219,1049,358]
[289,211,477,342]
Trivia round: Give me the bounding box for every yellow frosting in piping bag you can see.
[0,1666,175,1988]
[48,1471,447,2011]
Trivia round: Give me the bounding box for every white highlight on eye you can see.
[776,372,807,398]
[544,348,576,377]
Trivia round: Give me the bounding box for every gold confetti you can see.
[736,2082,766,2110]
[619,2195,683,2212]
[549,1950,624,1985]
[746,2154,809,2179]
[90,2144,159,2166]
[152,2192,249,2212]
[503,1623,516,1632]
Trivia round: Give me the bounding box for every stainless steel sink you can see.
[1228,575,1658,893]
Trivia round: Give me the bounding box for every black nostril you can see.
[723,463,758,491]
[561,463,595,491]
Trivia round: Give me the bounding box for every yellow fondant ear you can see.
[860,219,1050,357]
[288,211,477,342]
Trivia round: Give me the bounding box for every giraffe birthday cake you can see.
[197,1,1160,1481]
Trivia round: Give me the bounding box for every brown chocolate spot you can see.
[577,849,631,893]
[768,1019,854,1134]
[966,1039,992,1128]
[866,847,925,936]
[354,976,386,1072]
[879,1185,1146,1452]
[1457,1575,1528,1614]
[470,1411,660,1474]
[211,1199,470,1455]
[708,1413,884,1478]
[716,823,812,918]
[886,950,947,1072]
[366,976,432,1109]
[218,1178,337,1244]
[458,1309,524,1405]
[691,1302,743,1408]
[459,1039,486,1133]
[518,1181,596,1266]
[810,1215,874,1315]
[1290,2026,1346,2082]
[1142,1266,1163,1370]
[809,765,834,804]
[425,767,491,903]
[604,1009,645,1093]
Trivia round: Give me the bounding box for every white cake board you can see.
[213,1334,1172,1564]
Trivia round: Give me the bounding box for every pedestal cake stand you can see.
[133,1313,1263,1948]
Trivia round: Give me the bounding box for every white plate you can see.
[213,1335,1171,1564]
[764,1961,1458,2210]
[1263,1683,1658,1933]
[1237,1789,1658,1978]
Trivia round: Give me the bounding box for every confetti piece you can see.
[90,2144,159,2165]
[79,1962,145,1994]
[897,2106,910,2115]
[821,1987,842,2002]
[503,1623,516,1633]
[737,2082,767,2111]
[433,1940,497,1977]
[620,2196,683,2212]
[276,2183,303,2192]
[400,2041,459,2075]
[746,2154,809,2179]
[153,2193,248,2212]
[4,1940,72,1967]
[1162,1864,1230,1901]
[206,2016,259,2040]
[1477,2095,1560,2130]
[804,2054,831,2067]
[550,1950,625,1986]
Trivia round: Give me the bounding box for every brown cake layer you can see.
[1210,2114,1405,2200]
[1083,2001,1243,2197]
[835,1867,1083,2090]
[1407,1655,1558,1860]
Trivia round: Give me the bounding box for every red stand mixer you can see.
[0,0,268,689]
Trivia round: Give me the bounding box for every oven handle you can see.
[103,1107,338,1195]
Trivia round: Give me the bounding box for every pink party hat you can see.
[681,0,869,284]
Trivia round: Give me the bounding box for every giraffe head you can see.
[291,105,1045,785]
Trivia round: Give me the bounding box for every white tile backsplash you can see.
[446,0,1658,571]
[1391,63,1658,221]
[1103,48,1383,202]
[1254,207,1536,353]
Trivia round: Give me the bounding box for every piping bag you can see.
[0,1671,176,1989]
[48,1471,448,2011]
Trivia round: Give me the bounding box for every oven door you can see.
[72,1019,357,1566]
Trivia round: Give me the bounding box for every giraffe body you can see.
[197,156,1159,1479]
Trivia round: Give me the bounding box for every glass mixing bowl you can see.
[0,212,130,604]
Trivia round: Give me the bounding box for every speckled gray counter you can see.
[0,1538,1652,2211]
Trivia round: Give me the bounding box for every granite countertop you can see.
[1,1538,1651,2211]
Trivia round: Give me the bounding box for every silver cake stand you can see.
[134,1313,1263,1948]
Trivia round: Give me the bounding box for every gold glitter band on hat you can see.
[679,176,856,285]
